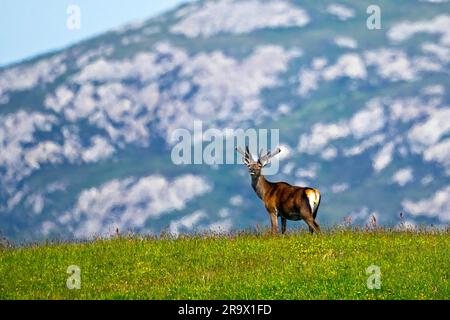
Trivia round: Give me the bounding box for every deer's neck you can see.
[251,174,271,200]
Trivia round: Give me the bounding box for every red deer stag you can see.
[236,146,321,234]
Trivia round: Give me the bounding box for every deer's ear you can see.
[257,158,266,167]
[258,151,269,166]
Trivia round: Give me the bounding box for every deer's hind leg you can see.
[305,216,320,234]
[313,220,321,233]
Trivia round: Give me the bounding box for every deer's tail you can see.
[312,193,321,220]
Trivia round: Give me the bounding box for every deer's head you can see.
[236,146,281,177]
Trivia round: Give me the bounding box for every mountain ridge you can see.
[1,0,449,242]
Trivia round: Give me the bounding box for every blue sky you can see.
[0,0,193,67]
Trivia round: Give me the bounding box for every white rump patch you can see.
[307,191,320,213]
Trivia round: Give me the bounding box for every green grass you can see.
[0,229,449,300]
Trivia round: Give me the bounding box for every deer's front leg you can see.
[267,209,278,234]
[281,217,287,234]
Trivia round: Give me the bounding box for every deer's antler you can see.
[236,146,255,165]
[258,147,281,166]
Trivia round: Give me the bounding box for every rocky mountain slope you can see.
[1,0,449,241]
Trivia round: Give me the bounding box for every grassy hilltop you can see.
[0,229,449,300]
